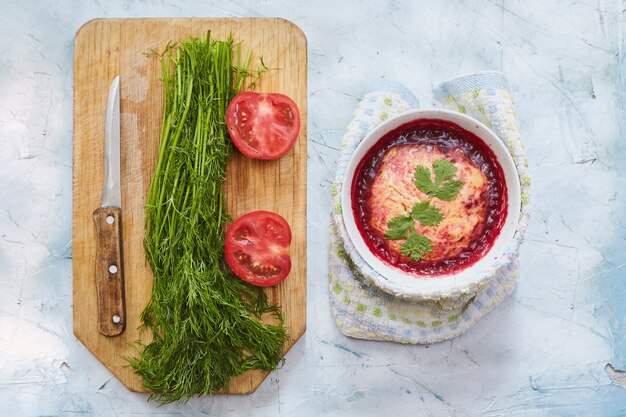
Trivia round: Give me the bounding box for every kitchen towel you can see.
[328,72,531,344]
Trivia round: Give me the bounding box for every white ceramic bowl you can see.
[341,109,521,299]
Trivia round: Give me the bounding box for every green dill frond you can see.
[131,32,288,404]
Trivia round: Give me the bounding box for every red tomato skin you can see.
[226,92,301,160]
[224,211,292,287]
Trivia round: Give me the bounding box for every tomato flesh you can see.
[226,92,300,160]
[224,211,292,287]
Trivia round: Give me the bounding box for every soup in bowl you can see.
[341,109,521,299]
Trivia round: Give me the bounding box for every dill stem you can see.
[131,33,288,404]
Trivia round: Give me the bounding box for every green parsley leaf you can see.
[413,165,437,195]
[384,215,413,240]
[431,179,463,201]
[432,159,457,186]
[385,159,464,261]
[411,201,444,226]
[400,230,433,262]
[414,159,463,200]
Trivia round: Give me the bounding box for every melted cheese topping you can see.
[369,144,488,262]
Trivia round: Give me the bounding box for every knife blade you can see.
[93,75,126,337]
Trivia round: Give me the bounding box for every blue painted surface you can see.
[1,0,625,416]
[602,37,626,372]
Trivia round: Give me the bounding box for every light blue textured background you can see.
[0,1,625,416]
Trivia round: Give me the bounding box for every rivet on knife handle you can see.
[93,206,126,336]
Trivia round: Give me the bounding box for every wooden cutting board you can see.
[72,18,307,394]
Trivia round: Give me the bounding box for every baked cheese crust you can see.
[369,144,488,262]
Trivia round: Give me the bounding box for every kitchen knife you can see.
[93,76,126,336]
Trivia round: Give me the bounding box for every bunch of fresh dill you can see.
[128,33,288,403]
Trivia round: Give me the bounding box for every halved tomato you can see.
[226,92,300,160]
[224,211,292,287]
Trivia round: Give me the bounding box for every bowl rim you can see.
[340,108,522,299]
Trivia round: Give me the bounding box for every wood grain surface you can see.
[92,206,126,336]
[73,18,307,394]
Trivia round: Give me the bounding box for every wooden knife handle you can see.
[93,207,126,336]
